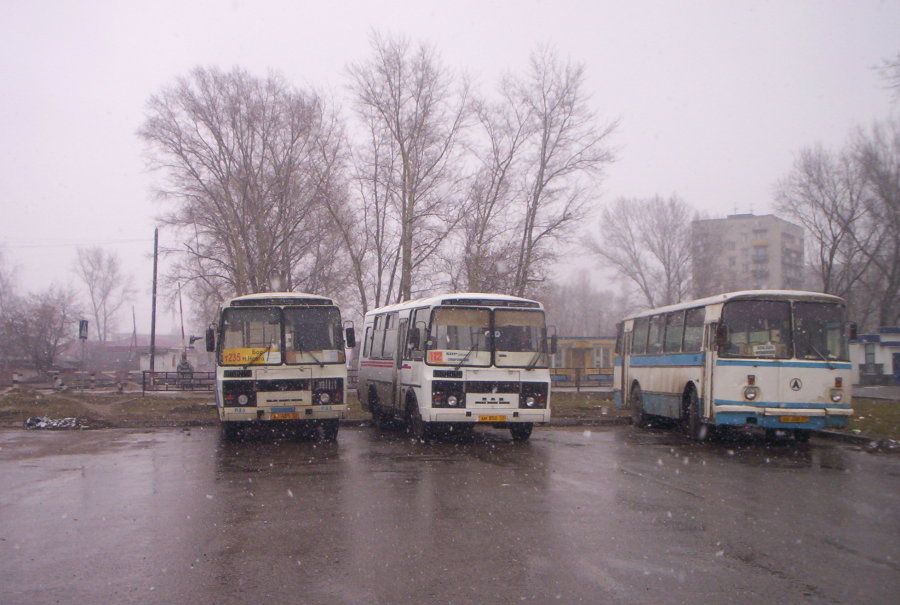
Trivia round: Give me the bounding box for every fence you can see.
[142,371,215,393]
[550,368,613,391]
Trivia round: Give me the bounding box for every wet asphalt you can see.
[0,424,897,605]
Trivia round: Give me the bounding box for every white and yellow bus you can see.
[357,293,555,441]
[614,290,854,441]
[206,292,356,440]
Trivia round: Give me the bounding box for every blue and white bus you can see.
[613,290,854,441]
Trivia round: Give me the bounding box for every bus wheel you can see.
[793,429,811,443]
[630,385,648,428]
[221,422,241,441]
[510,423,533,441]
[319,419,339,442]
[406,403,430,441]
[684,388,706,441]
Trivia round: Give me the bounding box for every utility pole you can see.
[150,228,158,373]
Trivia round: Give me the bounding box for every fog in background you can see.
[1,0,897,334]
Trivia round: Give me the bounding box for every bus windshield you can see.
[720,299,849,361]
[721,300,792,359]
[284,306,346,364]
[427,307,491,367]
[794,302,849,361]
[495,309,548,368]
[220,307,283,365]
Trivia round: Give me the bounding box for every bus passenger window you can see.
[632,317,649,354]
[647,315,664,354]
[682,308,704,352]
[664,312,685,353]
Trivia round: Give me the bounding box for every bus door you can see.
[703,322,716,420]
[394,317,409,411]
[619,325,631,406]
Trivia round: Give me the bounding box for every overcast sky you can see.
[1,0,897,334]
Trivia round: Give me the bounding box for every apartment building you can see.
[691,213,804,298]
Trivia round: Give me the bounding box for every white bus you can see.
[205,292,356,440]
[613,290,854,441]
[357,293,555,441]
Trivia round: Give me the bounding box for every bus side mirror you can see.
[549,334,558,355]
[205,326,216,353]
[848,322,858,341]
[714,323,728,348]
[345,327,356,349]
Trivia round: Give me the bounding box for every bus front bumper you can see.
[219,405,346,422]
[714,405,852,430]
[430,409,550,424]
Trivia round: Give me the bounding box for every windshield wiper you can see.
[454,341,481,371]
[525,349,544,371]
[295,339,324,368]
[243,339,274,369]
[805,340,834,370]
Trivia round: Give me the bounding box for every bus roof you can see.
[622,290,846,321]
[365,292,543,317]
[223,292,336,307]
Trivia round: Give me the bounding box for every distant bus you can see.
[614,290,854,441]
[206,292,355,440]
[357,293,555,441]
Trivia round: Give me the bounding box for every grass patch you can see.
[843,398,900,441]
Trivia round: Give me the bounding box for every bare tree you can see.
[775,146,870,299]
[539,272,633,337]
[139,66,347,307]
[588,195,694,309]
[877,52,900,100]
[852,118,900,327]
[347,33,469,304]
[73,247,134,342]
[4,286,80,374]
[509,47,617,297]
[776,117,899,329]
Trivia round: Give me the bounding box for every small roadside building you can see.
[850,327,900,385]
[550,336,616,388]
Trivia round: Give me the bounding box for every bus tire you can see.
[630,384,648,428]
[510,423,533,441]
[684,387,706,441]
[319,419,339,442]
[221,422,241,441]
[406,400,430,441]
[794,429,811,443]
[368,387,388,428]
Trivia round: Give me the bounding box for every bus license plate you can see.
[271,412,299,420]
[779,416,809,423]
[478,415,506,422]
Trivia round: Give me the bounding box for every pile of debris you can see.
[24,416,86,430]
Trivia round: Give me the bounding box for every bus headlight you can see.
[524,395,537,407]
[447,394,459,407]
[237,394,249,405]
[318,392,331,404]
[830,389,843,403]
[743,386,760,401]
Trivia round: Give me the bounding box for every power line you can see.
[0,238,150,249]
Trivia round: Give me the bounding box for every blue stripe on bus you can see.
[614,358,623,367]
[629,353,704,367]
[713,399,851,410]
[641,391,686,418]
[715,359,852,370]
[715,412,849,430]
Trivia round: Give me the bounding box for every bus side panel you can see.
[629,353,704,419]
